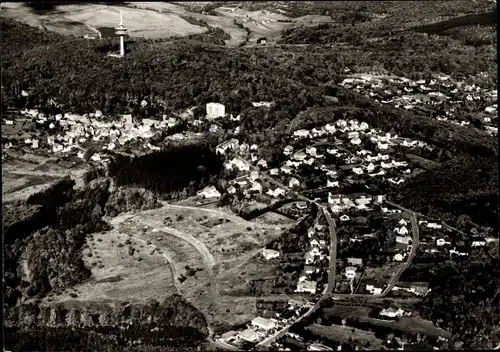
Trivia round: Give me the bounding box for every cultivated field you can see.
[1,2,336,45]
[1,3,207,39]
[2,153,87,203]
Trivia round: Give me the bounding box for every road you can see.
[380,209,420,296]
[135,216,221,301]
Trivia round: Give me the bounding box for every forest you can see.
[5,295,208,351]
[114,144,223,198]
[420,247,500,350]
[392,155,499,233]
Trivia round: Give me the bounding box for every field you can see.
[1,3,207,39]
[323,305,373,320]
[0,2,337,46]
[39,199,294,331]
[305,323,384,349]
[362,263,402,283]
[2,152,87,203]
[358,316,452,339]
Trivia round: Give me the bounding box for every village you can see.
[1,73,498,352]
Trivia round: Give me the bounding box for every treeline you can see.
[392,155,499,233]
[115,144,223,198]
[420,248,500,350]
[105,187,162,217]
[5,295,208,351]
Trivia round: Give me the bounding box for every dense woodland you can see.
[5,295,208,351]
[392,155,499,233]
[115,144,223,198]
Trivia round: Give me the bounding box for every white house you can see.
[380,307,404,318]
[427,222,442,229]
[289,178,300,188]
[306,146,318,157]
[216,139,239,155]
[394,253,405,261]
[206,102,226,119]
[345,266,357,279]
[340,214,350,222]
[238,329,260,343]
[471,239,486,247]
[327,180,339,188]
[295,280,317,294]
[293,151,307,161]
[351,137,362,145]
[366,284,383,295]
[227,185,237,194]
[293,129,310,139]
[396,235,412,245]
[347,257,363,266]
[197,186,221,199]
[396,226,409,235]
[261,249,280,260]
[251,317,276,331]
[352,167,364,175]
[281,166,293,174]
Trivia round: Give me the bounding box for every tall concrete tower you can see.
[115,11,127,58]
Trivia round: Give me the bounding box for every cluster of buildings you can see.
[340,73,498,136]
[295,220,330,295]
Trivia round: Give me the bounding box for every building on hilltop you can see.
[206,103,226,120]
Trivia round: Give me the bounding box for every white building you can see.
[289,177,300,188]
[380,307,404,318]
[197,186,221,199]
[262,249,280,260]
[206,102,226,119]
[295,280,317,294]
[251,317,276,331]
[345,266,357,279]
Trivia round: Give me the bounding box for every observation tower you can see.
[115,11,127,58]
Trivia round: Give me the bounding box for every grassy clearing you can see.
[306,323,384,349]
[358,316,452,339]
[323,305,373,320]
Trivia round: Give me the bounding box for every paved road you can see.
[322,206,338,295]
[380,209,420,296]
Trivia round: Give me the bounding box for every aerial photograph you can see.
[1,1,498,351]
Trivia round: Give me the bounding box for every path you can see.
[161,202,288,230]
[134,216,221,302]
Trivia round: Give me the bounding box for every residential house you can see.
[238,329,260,343]
[197,186,221,199]
[257,159,268,169]
[295,280,317,294]
[227,185,237,194]
[350,137,362,145]
[250,182,263,194]
[270,168,279,176]
[249,171,259,181]
[393,253,405,261]
[328,193,342,205]
[396,235,412,245]
[304,265,317,274]
[306,146,318,157]
[347,257,363,266]
[284,145,294,155]
[380,307,404,318]
[410,283,430,296]
[206,102,226,120]
[216,139,239,155]
[436,238,451,246]
[427,222,442,229]
[293,129,310,139]
[340,215,350,222]
[289,177,300,188]
[396,226,409,235]
[471,237,486,247]
[345,266,357,279]
[372,195,386,204]
[251,317,275,331]
[261,249,280,260]
[281,166,293,174]
[292,151,307,161]
[296,202,308,210]
[324,123,336,133]
[230,158,250,172]
[327,180,339,188]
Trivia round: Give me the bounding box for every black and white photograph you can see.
[1,1,498,351]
